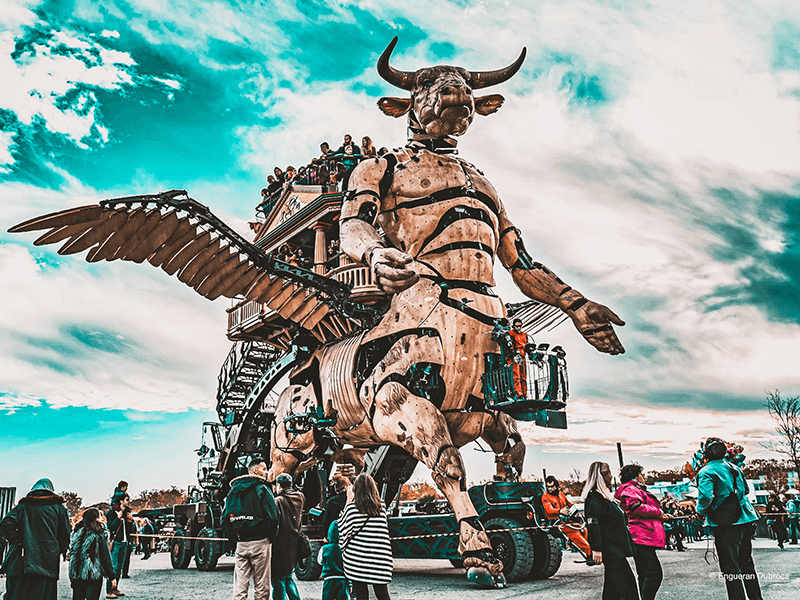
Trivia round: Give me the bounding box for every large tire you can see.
[484,517,534,583]
[295,539,323,581]
[194,528,222,571]
[529,531,562,579]
[170,528,193,569]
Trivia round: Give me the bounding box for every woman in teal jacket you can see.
[696,438,762,600]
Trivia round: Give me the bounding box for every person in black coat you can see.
[582,462,640,600]
[765,494,789,550]
[0,478,71,600]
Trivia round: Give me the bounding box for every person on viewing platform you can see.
[339,473,393,600]
[274,167,285,184]
[615,464,667,600]
[0,478,71,600]
[377,147,389,157]
[335,134,359,156]
[320,142,333,158]
[266,175,282,197]
[541,476,592,563]
[507,318,532,398]
[285,166,296,183]
[361,136,377,158]
[582,461,640,600]
[70,508,117,600]
[696,437,762,600]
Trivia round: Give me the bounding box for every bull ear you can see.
[474,94,505,116]
[377,97,413,117]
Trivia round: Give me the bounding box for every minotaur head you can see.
[376,37,526,138]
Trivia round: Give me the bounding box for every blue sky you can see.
[1,0,800,504]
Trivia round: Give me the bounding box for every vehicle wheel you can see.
[529,531,562,579]
[194,528,222,571]
[170,528,193,569]
[295,539,323,581]
[449,558,464,569]
[484,517,534,582]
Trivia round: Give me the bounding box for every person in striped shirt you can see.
[338,474,393,600]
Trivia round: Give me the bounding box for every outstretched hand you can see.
[370,247,419,294]
[568,300,625,355]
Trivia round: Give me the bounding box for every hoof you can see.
[466,567,507,588]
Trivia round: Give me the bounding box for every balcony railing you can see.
[329,262,384,302]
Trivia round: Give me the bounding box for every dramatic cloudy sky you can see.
[1,0,799,504]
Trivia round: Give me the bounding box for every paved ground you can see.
[51,539,799,599]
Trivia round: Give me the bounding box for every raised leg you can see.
[370,381,504,586]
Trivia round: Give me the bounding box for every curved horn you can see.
[470,47,527,90]
[377,36,415,91]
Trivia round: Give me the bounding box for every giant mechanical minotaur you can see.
[9,37,624,587]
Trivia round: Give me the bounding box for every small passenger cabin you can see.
[227,165,384,350]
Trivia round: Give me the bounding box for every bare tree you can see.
[764,389,800,477]
[60,491,83,517]
[568,468,584,482]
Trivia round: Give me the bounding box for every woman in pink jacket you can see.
[615,464,669,600]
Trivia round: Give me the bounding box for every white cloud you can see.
[0,181,232,412]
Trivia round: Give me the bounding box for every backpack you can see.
[708,463,743,526]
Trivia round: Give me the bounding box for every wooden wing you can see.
[8,190,369,348]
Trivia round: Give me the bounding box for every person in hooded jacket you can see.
[615,464,667,600]
[69,508,117,600]
[696,438,762,600]
[223,459,279,600]
[0,478,71,600]
[271,473,305,600]
[318,520,349,600]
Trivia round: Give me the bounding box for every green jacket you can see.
[0,484,71,579]
[222,475,279,543]
[696,459,759,527]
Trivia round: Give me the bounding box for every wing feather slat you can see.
[178,237,221,284]
[33,219,101,246]
[147,219,198,267]
[125,210,180,263]
[301,304,330,330]
[58,210,129,256]
[187,246,235,289]
[206,260,251,300]
[216,265,261,299]
[289,296,318,322]
[277,289,308,319]
[111,208,164,260]
[254,277,288,305]
[162,230,212,276]
[86,208,148,263]
[196,253,244,297]
[241,273,274,302]
[9,205,105,233]
[267,283,297,311]
[33,209,115,246]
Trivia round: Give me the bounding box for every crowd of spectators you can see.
[258,134,389,216]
